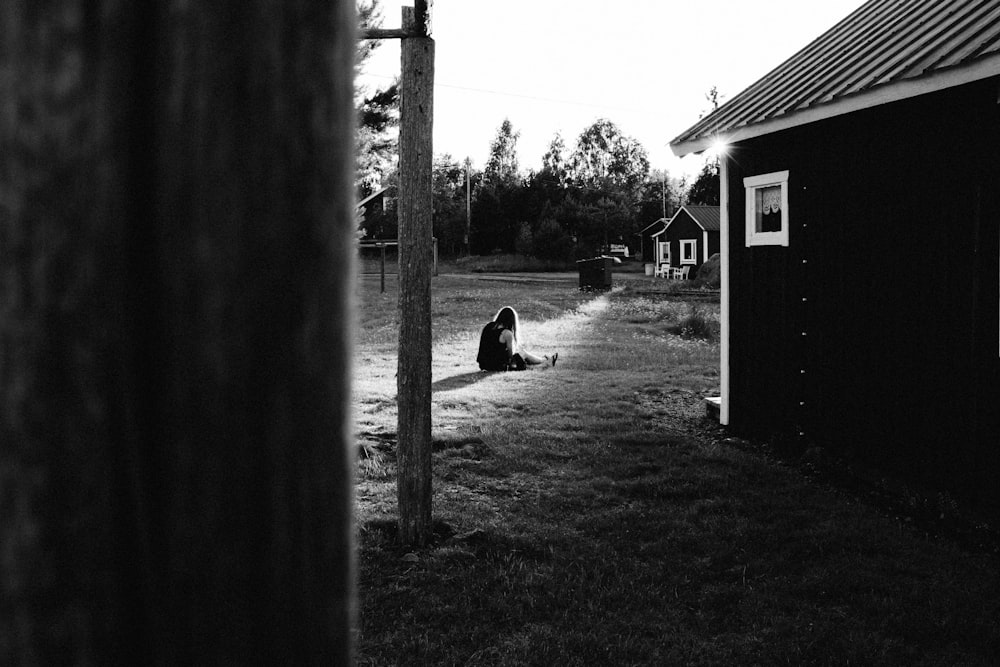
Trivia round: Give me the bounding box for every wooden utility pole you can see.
[662,173,667,218]
[396,2,435,546]
[1,1,357,663]
[361,1,435,546]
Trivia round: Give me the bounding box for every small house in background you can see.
[636,217,668,264]
[356,186,397,240]
[356,187,388,221]
[650,205,720,278]
[670,0,1000,519]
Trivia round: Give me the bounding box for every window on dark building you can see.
[680,239,697,264]
[744,170,789,246]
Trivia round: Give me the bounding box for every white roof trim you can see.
[670,207,704,233]
[655,205,718,235]
[651,207,683,238]
[638,217,669,234]
[671,53,1000,157]
[355,187,388,209]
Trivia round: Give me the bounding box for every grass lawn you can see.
[353,271,1000,666]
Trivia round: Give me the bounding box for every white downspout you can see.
[719,159,730,425]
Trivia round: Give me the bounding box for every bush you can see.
[694,253,721,288]
[669,305,718,341]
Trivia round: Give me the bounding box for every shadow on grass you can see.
[431,370,494,393]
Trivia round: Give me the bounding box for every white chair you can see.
[654,263,670,278]
[672,266,691,280]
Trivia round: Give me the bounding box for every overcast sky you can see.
[357,0,869,180]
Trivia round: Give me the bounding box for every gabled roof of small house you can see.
[650,205,721,237]
[683,205,720,232]
[638,217,669,234]
[670,0,1000,156]
[356,187,388,210]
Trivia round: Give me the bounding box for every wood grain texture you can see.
[396,15,435,546]
[1,1,357,662]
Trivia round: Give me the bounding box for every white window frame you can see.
[658,240,671,266]
[744,170,790,247]
[680,239,697,265]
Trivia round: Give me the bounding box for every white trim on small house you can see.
[639,218,669,235]
[680,239,697,265]
[744,170,790,247]
[355,187,388,210]
[658,241,671,267]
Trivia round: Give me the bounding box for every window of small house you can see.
[744,170,789,246]
[680,239,696,265]
[658,241,670,266]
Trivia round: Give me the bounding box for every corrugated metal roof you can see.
[671,0,1000,155]
[685,205,721,232]
[653,205,721,235]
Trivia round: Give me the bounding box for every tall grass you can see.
[669,305,719,341]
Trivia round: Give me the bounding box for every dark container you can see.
[576,256,613,290]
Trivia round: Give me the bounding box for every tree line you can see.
[355,2,719,261]
[360,117,720,261]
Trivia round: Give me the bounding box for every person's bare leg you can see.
[521,350,545,365]
[522,350,557,366]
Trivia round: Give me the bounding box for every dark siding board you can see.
[725,78,1000,515]
[736,247,795,434]
[639,225,664,264]
[708,233,721,260]
[970,97,1000,515]
[727,136,801,439]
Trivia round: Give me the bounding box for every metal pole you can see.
[465,157,471,255]
[379,242,386,294]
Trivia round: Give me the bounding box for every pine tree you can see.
[355,1,400,194]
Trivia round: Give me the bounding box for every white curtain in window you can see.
[761,186,781,214]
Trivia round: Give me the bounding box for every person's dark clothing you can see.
[477,321,525,371]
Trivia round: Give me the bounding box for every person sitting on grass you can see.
[476,306,558,372]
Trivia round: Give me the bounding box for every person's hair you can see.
[493,306,519,340]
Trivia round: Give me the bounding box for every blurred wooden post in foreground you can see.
[396,2,436,546]
[0,1,356,662]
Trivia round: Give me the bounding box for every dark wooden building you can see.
[636,217,668,265]
[671,0,1000,519]
[650,205,720,277]
[357,186,389,219]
